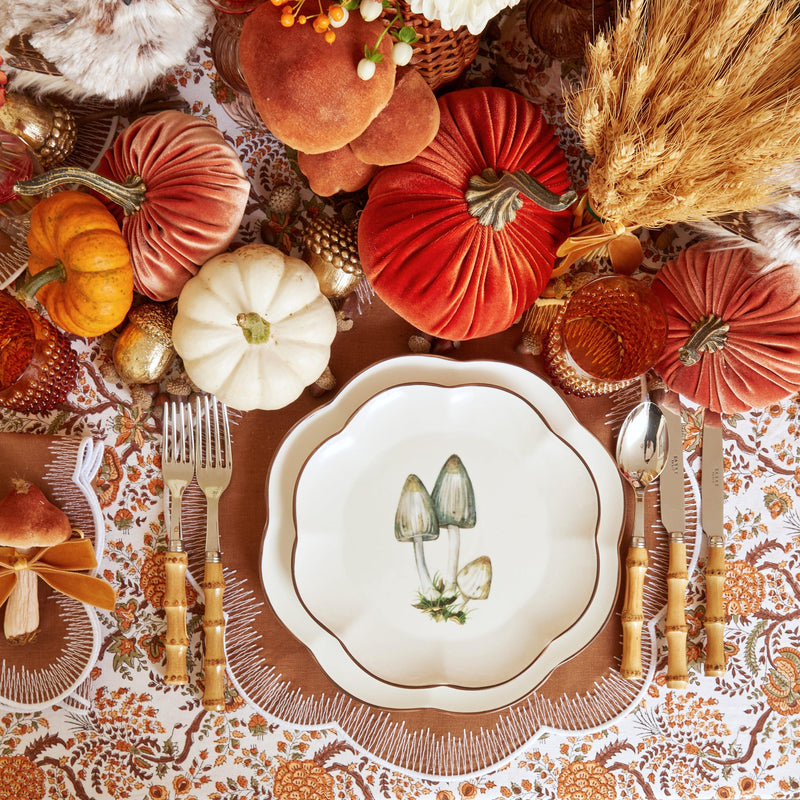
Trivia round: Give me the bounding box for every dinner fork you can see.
[161,400,194,686]
[195,394,232,711]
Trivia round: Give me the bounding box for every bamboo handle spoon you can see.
[616,401,668,680]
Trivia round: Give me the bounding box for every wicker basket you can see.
[381,1,481,91]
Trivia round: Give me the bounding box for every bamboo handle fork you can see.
[161,401,194,686]
[195,395,233,711]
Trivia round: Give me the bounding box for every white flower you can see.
[408,0,523,35]
[359,0,383,22]
[392,41,414,66]
[357,58,377,80]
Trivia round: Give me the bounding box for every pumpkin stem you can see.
[464,168,577,232]
[236,312,271,344]
[18,262,67,300]
[13,167,147,215]
[678,314,730,366]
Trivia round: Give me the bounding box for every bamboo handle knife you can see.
[666,538,689,688]
[661,405,688,688]
[702,417,726,677]
[704,543,726,677]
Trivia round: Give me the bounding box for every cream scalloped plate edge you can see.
[260,356,626,713]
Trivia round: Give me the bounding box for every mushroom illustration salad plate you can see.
[260,357,625,713]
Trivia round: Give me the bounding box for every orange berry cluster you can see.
[271,0,344,42]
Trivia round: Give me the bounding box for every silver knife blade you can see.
[701,421,724,542]
[660,406,685,537]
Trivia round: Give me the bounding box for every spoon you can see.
[615,400,668,680]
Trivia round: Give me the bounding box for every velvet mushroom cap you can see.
[0,480,72,549]
[240,4,396,154]
[350,67,441,167]
[298,145,380,197]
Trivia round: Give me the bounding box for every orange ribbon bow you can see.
[0,538,116,611]
[555,194,644,276]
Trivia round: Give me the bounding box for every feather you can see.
[0,0,213,102]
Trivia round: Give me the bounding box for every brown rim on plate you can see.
[287,379,604,699]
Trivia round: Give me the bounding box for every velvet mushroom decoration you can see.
[297,145,380,197]
[239,3,395,154]
[349,66,441,167]
[358,86,575,340]
[652,243,800,414]
[0,480,71,644]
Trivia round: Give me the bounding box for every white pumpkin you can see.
[172,244,337,411]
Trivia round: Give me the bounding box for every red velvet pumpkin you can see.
[652,243,800,413]
[95,111,250,301]
[358,87,573,340]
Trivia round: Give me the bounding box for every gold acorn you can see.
[112,303,176,385]
[302,214,364,299]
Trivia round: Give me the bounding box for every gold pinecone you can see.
[302,215,364,298]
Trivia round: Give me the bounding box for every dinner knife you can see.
[702,413,726,677]
[660,405,689,689]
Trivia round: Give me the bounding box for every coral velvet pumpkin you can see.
[95,110,250,302]
[24,191,133,337]
[652,243,800,414]
[358,87,573,340]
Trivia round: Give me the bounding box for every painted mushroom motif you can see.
[394,474,439,599]
[431,454,476,595]
[457,555,493,601]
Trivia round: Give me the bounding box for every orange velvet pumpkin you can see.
[24,191,134,337]
[94,110,250,302]
[358,87,573,340]
[652,243,800,413]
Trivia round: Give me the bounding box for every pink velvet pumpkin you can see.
[652,243,800,413]
[95,111,250,301]
[358,87,573,340]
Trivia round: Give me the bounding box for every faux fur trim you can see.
[1,0,213,103]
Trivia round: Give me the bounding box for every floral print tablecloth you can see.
[2,6,800,799]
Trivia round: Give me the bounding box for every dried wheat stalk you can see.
[565,0,800,229]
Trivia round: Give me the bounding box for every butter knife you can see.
[702,414,726,677]
[661,405,689,689]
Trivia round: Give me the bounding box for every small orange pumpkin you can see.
[23,191,134,337]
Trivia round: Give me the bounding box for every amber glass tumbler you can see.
[544,275,667,397]
[0,292,79,413]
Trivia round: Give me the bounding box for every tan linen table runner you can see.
[177,297,699,776]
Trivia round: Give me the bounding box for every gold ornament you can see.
[302,215,364,299]
[112,303,176,385]
[0,92,76,169]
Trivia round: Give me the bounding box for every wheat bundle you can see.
[565,0,800,231]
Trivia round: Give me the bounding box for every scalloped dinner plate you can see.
[294,382,600,691]
[261,357,625,713]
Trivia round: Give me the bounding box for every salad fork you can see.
[161,400,194,686]
[195,395,232,711]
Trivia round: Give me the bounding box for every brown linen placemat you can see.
[0,433,101,708]
[179,297,698,776]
